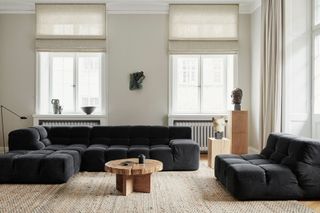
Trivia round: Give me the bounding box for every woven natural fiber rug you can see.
[0,162,313,213]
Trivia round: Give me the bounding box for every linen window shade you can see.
[169,4,239,53]
[36,4,107,52]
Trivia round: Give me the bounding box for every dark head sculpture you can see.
[231,88,243,105]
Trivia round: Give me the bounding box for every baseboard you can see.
[0,146,4,154]
[248,146,260,154]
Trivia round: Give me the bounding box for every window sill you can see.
[33,114,107,119]
[168,114,228,125]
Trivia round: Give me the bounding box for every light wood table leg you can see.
[133,174,151,193]
[115,174,151,195]
[116,174,133,196]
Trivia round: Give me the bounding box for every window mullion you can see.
[199,55,202,114]
[74,53,78,113]
[49,54,53,114]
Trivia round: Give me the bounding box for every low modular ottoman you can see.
[0,149,80,183]
[215,133,320,200]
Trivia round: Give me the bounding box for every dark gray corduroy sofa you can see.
[215,133,320,200]
[0,126,200,184]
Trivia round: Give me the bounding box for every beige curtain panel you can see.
[168,4,239,53]
[36,4,107,52]
[261,0,283,148]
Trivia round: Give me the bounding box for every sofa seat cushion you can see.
[106,145,128,161]
[44,144,87,155]
[215,155,251,185]
[55,150,81,173]
[128,145,150,158]
[0,152,28,182]
[13,152,51,183]
[82,144,108,171]
[40,152,75,183]
[61,144,87,155]
[44,144,67,151]
[259,164,303,199]
[150,145,173,170]
[248,159,274,165]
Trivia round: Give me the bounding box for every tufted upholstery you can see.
[215,133,320,200]
[3,125,200,183]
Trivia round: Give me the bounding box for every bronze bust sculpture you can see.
[231,88,243,110]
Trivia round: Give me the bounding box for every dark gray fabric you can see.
[82,144,108,171]
[215,133,320,200]
[150,145,174,171]
[9,128,45,151]
[3,125,200,183]
[170,139,200,171]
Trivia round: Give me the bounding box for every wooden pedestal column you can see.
[227,111,248,154]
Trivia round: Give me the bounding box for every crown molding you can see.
[0,0,259,14]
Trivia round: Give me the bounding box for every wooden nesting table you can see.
[105,158,163,196]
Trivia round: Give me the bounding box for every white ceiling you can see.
[0,0,261,14]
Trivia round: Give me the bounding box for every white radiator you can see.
[174,120,214,152]
[39,120,100,126]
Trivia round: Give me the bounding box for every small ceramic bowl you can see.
[81,106,96,115]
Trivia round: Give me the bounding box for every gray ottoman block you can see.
[40,153,75,183]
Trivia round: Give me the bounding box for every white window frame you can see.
[35,52,106,115]
[169,53,238,116]
[313,0,320,115]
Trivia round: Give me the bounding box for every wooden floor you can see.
[200,154,320,212]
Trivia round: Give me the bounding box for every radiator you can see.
[39,120,100,126]
[174,120,214,153]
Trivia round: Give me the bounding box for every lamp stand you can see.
[0,105,27,154]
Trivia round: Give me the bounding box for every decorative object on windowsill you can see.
[51,99,63,114]
[0,105,27,154]
[81,106,96,115]
[212,116,227,139]
[138,154,146,164]
[129,71,145,90]
[231,88,243,111]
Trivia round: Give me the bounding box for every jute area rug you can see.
[0,162,313,213]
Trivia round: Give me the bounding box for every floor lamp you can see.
[0,105,27,154]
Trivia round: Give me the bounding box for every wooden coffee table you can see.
[105,158,163,196]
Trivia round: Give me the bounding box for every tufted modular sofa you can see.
[0,126,200,184]
[215,133,320,200]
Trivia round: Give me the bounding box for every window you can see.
[314,0,320,114]
[37,52,104,114]
[171,54,235,114]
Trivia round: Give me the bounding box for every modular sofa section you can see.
[215,133,320,200]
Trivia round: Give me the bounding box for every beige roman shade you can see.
[169,4,239,53]
[36,4,107,52]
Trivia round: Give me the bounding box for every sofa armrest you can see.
[8,128,45,151]
[169,139,200,170]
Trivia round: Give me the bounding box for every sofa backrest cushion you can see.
[261,132,320,197]
[32,126,51,146]
[90,126,191,146]
[8,128,46,151]
[150,126,169,145]
[47,126,91,145]
[169,127,191,140]
[90,126,130,146]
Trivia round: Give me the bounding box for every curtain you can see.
[169,4,239,53]
[36,4,107,52]
[260,0,283,148]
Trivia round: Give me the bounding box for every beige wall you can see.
[107,15,169,125]
[0,13,252,150]
[0,14,35,151]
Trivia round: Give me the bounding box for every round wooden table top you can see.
[105,158,163,176]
